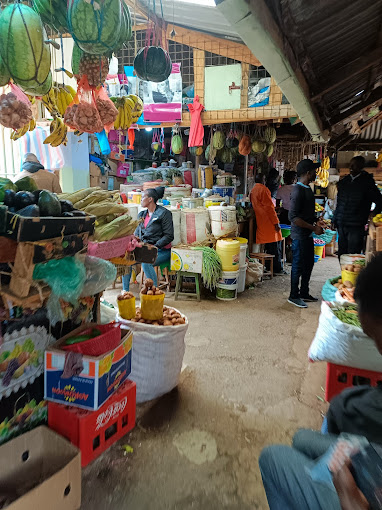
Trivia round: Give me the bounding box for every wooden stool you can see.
[174,272,201,301]
[156,263,170,291]
[250,252,274,279]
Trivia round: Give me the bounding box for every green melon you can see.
[264,126,276,144]
[113,2,132,51]
[251,140,266,153]
[0,4,51,87]
[265,144,274,157]
[219,147,233,164]
[0,55,10,87]
[171,135,183,155]
[17,70,52,96]
[212,130,225,150]
[32,0,68,33]
[68,0,122,55]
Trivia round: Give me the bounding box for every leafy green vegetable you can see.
[192,247,222,290]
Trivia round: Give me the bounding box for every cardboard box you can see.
[45,325,132,411]
[171,248,203,273]
[0,426,81,510]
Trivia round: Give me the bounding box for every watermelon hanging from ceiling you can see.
[134,47,172,83]
[18,71,52,96]
[0,55,10,87]
[113,1,132,51]
[0,4,51,90]
[32,0,68,33]
[67,0,122,55]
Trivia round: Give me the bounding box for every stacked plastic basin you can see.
[235,237,248,293]
[215,239,240,300]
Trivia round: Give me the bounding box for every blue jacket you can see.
[135,205,174,249]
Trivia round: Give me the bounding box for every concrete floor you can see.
[82,256,339,510]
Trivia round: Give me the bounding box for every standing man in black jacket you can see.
[334,156,382,258]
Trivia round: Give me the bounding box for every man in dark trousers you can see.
[334,156,382,258]
[288,160,325,308]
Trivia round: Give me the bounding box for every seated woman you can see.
[122,187,174,291]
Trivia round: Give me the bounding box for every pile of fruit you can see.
[315,202,324,212]
[373,214,382,226]
[58,186,139,240]
[341,260,365,275]
[111,95,144,130]
[117,291,134,301]
[316,157,330,188]
[131,306,186,326]
[140,279,165,296]
[0,92,33,130]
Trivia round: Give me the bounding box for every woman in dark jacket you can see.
[122,187,174,291]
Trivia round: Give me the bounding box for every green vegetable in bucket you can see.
[192,247,222,290]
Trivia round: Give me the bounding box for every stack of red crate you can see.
[48,380,136,467]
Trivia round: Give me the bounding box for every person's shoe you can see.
[274,269,288,276]
[301,295,319,302]
[288,297,308,308]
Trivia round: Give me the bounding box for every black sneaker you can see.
[274,270,288,276]
[301,295,319,302]
[288,297,308,308]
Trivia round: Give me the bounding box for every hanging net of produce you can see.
[67,0,122,55]
[133,1,172,82]
[32,0,68,34]
[0,3,52,94]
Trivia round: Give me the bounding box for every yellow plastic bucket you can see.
[341,269,358,286]
[216,239,240,271]
[117,296,136,320]
[140,293,165,321]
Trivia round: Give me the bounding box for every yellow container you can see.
[140,293,165,321]
[198,166,213,189]
[235,237,248,245]
[117,296,136,320]
[341,269,358,286]
[216,239,240,271]
[314,245,324,259]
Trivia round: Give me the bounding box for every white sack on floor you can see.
[308,301,382,371]
[117,309,188,403]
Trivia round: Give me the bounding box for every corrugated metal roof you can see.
[139,0,241,40]
[359,120,382,140]
[264,0,382,130]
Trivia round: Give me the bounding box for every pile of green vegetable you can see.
[192,246,222,290]
[0,176,86,218]
[332,304,361,328]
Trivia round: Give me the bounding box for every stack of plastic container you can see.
[215,239,240,301]
[235,237,248,293]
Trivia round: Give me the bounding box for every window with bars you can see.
[117,31,194,88]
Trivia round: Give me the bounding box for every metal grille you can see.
[248,65,270,85]
[204,51,240,67]
[117,31,194,88]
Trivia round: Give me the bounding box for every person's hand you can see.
[333,461,369,510]
[317,218,327,229]
[275,224,281,233]
[313,225,324,235]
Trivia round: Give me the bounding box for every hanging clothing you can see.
[250,183,282,244]
[187,95,204,147]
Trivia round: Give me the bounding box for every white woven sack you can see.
[117,309,188,403]
[308,301,382,371]
[334,290,353,306]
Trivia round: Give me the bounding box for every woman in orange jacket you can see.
[250,173,285,274]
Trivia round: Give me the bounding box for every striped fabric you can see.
[18,126,65,170]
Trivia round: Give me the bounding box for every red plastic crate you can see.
[325,362,382,402]
[61,323,121,356]
[48,379,136,467]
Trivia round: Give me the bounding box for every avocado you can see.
[38,190,61,217]
[3,189,15,207]
[17,205,40,217]
[0,177,16,203]
[15,176,38,193]
[32,190,42,204]
[60,199,74,213]
[14,191,35,210]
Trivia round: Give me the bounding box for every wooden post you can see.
[244,154,249,196]
[241,63,249,109]
[193,49,205,105]
[269,77,283,106]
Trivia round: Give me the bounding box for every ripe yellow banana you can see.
[43,117,67,146]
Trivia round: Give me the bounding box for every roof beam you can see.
[124,0,148,20]
[311,47,382,102]
[166,25,260,67]
[329,86,382,126]
[215,0,326,140]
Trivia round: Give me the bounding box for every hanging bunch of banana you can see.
[43,116,68,147]
[42,84,77,118]
[316,164,330,188]
[111,94,144,130]
[321,156,330,171]
[10,118,36,141]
